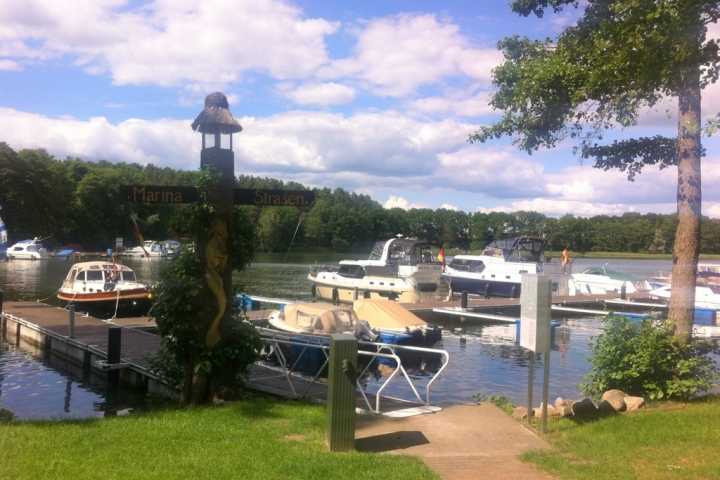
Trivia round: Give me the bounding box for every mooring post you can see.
[0,289,3,314]
[461,291,468,309]
[620,283,627,300]
[326,333,358,452]
[105,326,122,417]
[68,305,75,339]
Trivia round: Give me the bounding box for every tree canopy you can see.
[470,0,720,340]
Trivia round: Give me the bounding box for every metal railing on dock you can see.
[254,327,449,414]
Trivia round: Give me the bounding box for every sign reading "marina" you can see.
[120,185,314,206]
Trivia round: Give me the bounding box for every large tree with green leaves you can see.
[470,0,720,340]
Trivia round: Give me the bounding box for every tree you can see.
[470,0,720,340]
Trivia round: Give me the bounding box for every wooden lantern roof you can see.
[191,92,242,135]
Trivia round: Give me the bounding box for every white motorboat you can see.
[569,265,652,295]
[352,298,442,346]
[308,237,451,304]
[649,264,720,309]
[57,260,152,314]
[121,240,168,258]
[6,237,50,260]
[443,237,568,298]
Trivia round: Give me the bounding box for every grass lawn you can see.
[521,394,720,480]
[0,397,438,480]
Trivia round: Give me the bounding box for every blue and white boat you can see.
[443,237,563,298]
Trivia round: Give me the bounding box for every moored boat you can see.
[6,237,50,260]
[308,237,450,304]
[121,240,168,258]
[352,298,442,346]
[57,260,152,315]
[569,265,652,295]
[443,237,567,298]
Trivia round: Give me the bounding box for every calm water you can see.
[1,254,717,419]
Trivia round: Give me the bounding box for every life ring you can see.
[332,288,339,304]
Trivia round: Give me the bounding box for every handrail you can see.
[255,327,449,414]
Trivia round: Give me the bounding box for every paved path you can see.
[355,403,556,480]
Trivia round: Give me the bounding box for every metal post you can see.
[105,327,122,417]
[461,291,468,309]
[620,283,627,300]
[326,333,358,452]
[527,352,534,426]
[69,305,75,339]
[0,289,3,314]
[542,352,550,434]
[353,287,358,301]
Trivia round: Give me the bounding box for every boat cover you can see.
[279,302,357,334]
[352,299,427,329]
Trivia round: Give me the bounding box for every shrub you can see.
[581,315,720,401]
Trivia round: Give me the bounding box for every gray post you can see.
[105,326,122,417]
[461,291,468,309]
[542,352,550,434]
[527,353,534,426]
[326,333,358,452]
[620,283,627,300]
[69,305,75,339]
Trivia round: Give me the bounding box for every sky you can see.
[1,0,719,218]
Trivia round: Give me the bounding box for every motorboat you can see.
[352,298,442,346]
[267,302,413,344]
[57,261,153,314]
[308,237,451,304]
[569,265,652,295]
[121,240,168,258]
[649,264,720,309]
[649,284,720,310]
[6,237,49,260]
[443,237,567,298]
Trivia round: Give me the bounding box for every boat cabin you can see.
[481,237,546,263]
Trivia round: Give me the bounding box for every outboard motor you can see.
[354,320,382,343]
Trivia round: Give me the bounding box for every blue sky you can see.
[1,0,719,218]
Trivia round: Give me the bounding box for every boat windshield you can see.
[368,241,385,260]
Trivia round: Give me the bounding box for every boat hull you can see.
[309,273,450,304]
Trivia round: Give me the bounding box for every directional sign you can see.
[120,185,314,206]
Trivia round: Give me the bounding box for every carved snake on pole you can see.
[205,219,229,348]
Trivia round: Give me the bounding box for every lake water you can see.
[1,254,717,419]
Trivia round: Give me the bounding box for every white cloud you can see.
[383,196,426,210]
[0,0,338,91]
[406,90,496,118]
[321,13,501,97]
[280,82,356,105]
[440,203,458,211]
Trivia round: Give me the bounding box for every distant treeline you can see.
[2,142,719,255]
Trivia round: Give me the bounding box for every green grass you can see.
[520,395,720,480]
[0,397,438,480]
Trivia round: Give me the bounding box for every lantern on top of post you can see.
[191,92,242,348]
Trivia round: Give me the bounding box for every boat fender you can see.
[510,286,518,298]
[363,290,371,299]
[484,284,491,299]
[332,288,339,304]
[311,284,317,297]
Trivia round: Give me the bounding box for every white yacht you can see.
[308,237,450,304]
[6,238,49,260]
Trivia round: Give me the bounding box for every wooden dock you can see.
[0,301,435,414]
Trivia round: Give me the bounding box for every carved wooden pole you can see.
[191,92,242,348]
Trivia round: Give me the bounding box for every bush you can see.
[581,315,720,400]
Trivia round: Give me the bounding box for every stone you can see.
[533,404,560,418]
[557,405,573,417]
[601,389,627,401]
[512,406,533,419]
[624,396,646,412]
[571,397,597,415]
[598,390,626,413]
[554,396,567,409]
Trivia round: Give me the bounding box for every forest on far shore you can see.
[2,142,720,255]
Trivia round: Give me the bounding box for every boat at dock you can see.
[352,298,442,346]
[57,260,153,315]
[443,237,567,298]
[120,240,179,258]
[6,237,50,260]
[308,237,451,304]
[569,265,652,295]
[648,265,720,309]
